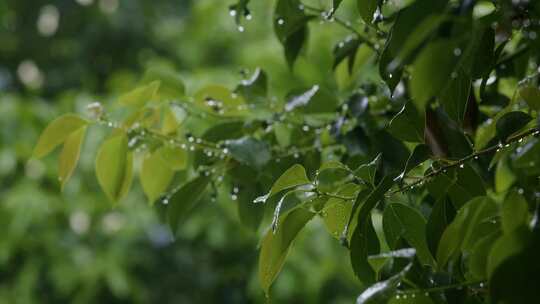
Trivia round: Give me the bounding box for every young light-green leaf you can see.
[259,207,314,295]
[33,113,89,159]
[58,126,87,190]
[140,149,175,204]
[95,133,133,203]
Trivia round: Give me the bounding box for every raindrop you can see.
[188,136,194,143]
[459,164,464,169]
[245,14,252,21]
[233,186,239,193]
[189,146,195,151]
[302,125,310,132]
[196,138,202,144]
[237,25,245,32]
[453,48,462,56]
[293,152,300,159]
[222,148,229,154]
[277,18,285,25]
[229,9,237,17]
[231,194,238,201]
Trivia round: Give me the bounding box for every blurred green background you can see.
[0,0,361,303]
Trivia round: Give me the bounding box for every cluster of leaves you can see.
[33,0,540,303]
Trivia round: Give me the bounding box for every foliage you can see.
[30,0,540,303]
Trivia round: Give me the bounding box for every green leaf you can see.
[439,68,471,124]
[254,164,311,203]
[317,165,351,194]
[388,103,424,142]
[167,175,212,234]
[194,85,247,117]
[379,0,448,91]
[383,203,435,266]
[426,197,455,257]
[333,36,361,73]
[494,154,516,193]
[519,85,540,111]
[468,231,500,280]
[495,111,532,141]
[258,207,314,295]
[357,0,378,23]
[235,68,268,104]
[396,144,431,181]
[118,81,160,107]
[501,190,529,234]
[410,39,460,111]
[95,134,133,203]
[226,137,271,169]
[322,183,361,239]
[274,0,311,67]
[58,126,87,190]
[33,113,89,158]
[158,146,188,171]
[489,232,540,303]
[140,149,175,204]
[142,66,185,100]
[436,197,498,267]
[487,227,531,277]
[354,154,382,186]
[448,163,486,209]
[350,217,380,284]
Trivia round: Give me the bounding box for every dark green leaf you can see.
[519,85,540,111]
[383,203,435,266]
[357,0,378,24]
[235,68,268,104]
[167,175,212,234]
[439,68,472,124]
[333,36,361,73]
[495,111,532,141]
[254,164,311,203]
[388,103,424,142]
[356,261,414,304]
[501,190,529,234]
[426,197,456,257]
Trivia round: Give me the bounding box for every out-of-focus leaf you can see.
[436,196,497,267]
[259,207,314,295]
[140,149,175,204]
[468,232,499,280]
[254,164,311,203]
[159,146,188,171]
[333,36,360,73]
[495,155,516,193]
[495,111,532,141]
[235,68,268,104]
[356,259,414,304]
[501,190,529,234]
[410,39,459,111]
[118,81,160,107]
[226,137,271,169]
[487,227,531,277]
[142,67,185,99]
[383,203,435,266]
[357,0,378,24]
[95,133,133,203]
[167,175,212,234]
[58,126,87,190]
[285,85,339,113]
[194,85,247,117]
[512,138,540,172]
[519,85,540,111]
[33,113,89,158]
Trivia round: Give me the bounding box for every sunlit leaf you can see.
[58,126,87,190]
[95,133,133,203]
[33,113,89,159]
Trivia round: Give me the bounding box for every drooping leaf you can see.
[494,154,516,193]
[436,196,498,267]
[254,164,311,203]
[357,0,378,24]
[468,231,500,280]
[58,126,87,190]
[274,0,311,67]
[426,197,456,257]
[259,207,314,295]
[33,113,89,159]
[95,133,133,203]
[226,137,271,169]
[167,175,212,234]
[383,203,435,266]
[333,36,361,73]
[350,217,380,284]
[140,149,175,204]
[322,183,362,239]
